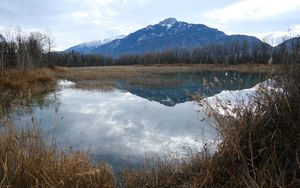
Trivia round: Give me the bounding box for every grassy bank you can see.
[55,64,281,90]
[0,68,56,112]
[0,122,115,188]
[56,64,283,80]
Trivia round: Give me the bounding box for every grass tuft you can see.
[0,122,115,188]
[0,68,56,111]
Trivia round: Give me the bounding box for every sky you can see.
[0,0,300,51]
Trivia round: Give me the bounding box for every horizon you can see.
[1,0,300,51]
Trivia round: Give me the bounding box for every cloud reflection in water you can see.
[21,87,219,168]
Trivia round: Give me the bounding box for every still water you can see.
[14,71,265,170]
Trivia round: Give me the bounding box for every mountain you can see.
[65,18,270,56]
[272,37,300,63]
[94,18,268,56]
[274,37,300,51]
[93,18,226,56]
[65,35,125,54]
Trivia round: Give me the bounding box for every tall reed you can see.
[0,121,115,187]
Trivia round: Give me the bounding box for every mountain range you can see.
[64,18,277,57]
[65,35,126,54]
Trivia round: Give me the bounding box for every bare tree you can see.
[43,29,55,67]
[15,27,28,70]
[0,34,5,77]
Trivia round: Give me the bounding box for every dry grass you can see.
[55,66,140,81]
[56,64,284,79]
[121,153,211,187]
[55,64,281,89]
[0,121,115,188]
[0,68,56,110]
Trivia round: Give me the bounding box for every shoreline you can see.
[56,63,284,74]
[55,64,275,90]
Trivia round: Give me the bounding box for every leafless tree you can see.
[0,34,5,77]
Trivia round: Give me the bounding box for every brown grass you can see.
[0,121,115,188]
[55,64,281,89]
[56,64,284,79]
[0,68,56,110]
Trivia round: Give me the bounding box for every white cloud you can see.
[71,11,89,20]
[0,0,148,50]
[207,0,300,24]
[0,0,299,50]
[245,24,300,46]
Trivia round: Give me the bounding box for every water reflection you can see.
[120,71,265,106]
[16,87,218,170]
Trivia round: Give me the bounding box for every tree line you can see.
[51,38,299,67]
[1,27,299,69]
[0,27,54,74]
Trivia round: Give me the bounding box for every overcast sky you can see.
[1,0,300,50]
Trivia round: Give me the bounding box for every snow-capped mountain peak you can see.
[159,18,178,29]
[66,18,268,57]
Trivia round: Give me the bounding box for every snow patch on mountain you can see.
[103,35,126,44]
[65,35,126,52]
[159,18,178,29]
[80,35,126,48]
[79,40,103,48]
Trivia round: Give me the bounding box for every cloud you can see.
[206,0,300,24]
[244,24,300,46]
[0,0,149,50]
[0,0,299,50]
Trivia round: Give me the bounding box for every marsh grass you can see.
[0,68,56,111]
[55,66,184,89]
[55,64,283,89]
[0,121,115,188]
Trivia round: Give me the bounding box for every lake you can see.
[12,71,265,171]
